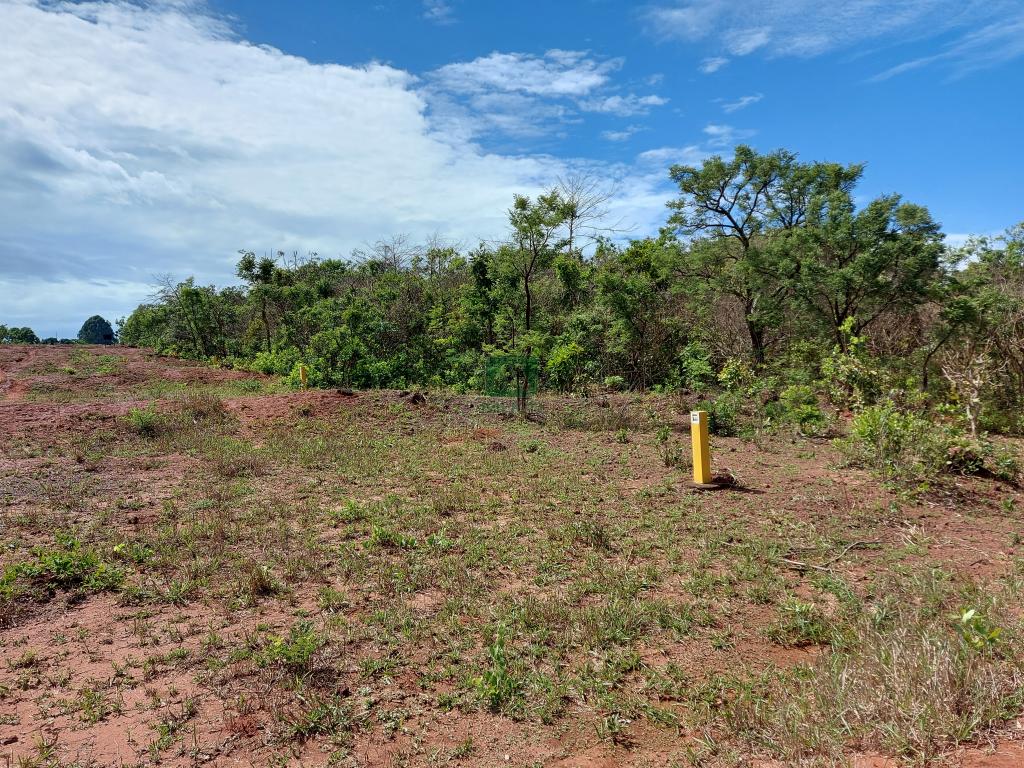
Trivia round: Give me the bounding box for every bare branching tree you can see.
[940,341,1005,438]
[556,173,628,256]
[352,234,423,271]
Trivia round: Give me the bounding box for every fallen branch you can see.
[781,540,880,572]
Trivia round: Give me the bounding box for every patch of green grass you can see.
[369,525,418,550]
[0,533,124,600]
[729,575,1024,763]
[256,621,326,676]
[765,597,831,647]
[286,692,357,741]
[473,627,522,714]
[124,403,162,437]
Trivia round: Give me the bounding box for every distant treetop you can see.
[1,325,40,344]
[78,315,116,345]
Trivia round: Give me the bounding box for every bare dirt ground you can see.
[1,345,1022,767]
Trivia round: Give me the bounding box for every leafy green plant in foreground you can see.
[0,533,124,599]
[474,627,521,713]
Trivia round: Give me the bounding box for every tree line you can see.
[0,316,115,346]
[113,145,1021,432]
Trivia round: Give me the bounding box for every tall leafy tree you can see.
[789,192,943,348]
[945,224,1024,408]
[596,238,677,389]
[3,326,40,344]
[665,145,859,362]
[499,190,569,411]
[237,251,280,353]
[77,315,116,345]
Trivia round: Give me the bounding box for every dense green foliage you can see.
[77,314,116,345]
[115,146,1022,438]
[0,325,41,344]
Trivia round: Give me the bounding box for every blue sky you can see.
[1,0,1022,337]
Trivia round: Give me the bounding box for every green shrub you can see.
[603,375,626,391]
[1,533,124,599]
[473,628,521,713]
[976,440,1020,482]
[695,395,739,437]
[545,340,589,393]
[125,403,161,437]
[717,357,754,391]
[368,525,417,550]
[839,400,954,480]
[655,425,682,468]
[838,400,1018,482]
[766,597,832,647]
[249,348,301,376]
[767,385,828,435]
[257,621,324,675]
[675,341,715,391]
[820,319,881,410]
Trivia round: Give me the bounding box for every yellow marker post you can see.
[299,364,308,390]
[690,410,713,486]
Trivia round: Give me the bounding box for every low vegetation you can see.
[1,142,1022,765]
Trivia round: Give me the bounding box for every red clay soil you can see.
[1,345,1022,767]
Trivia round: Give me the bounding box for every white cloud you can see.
[725,28,769,56]
[423,0,455,25]
[703,124,755,147]
[699,56,728,74]
[431,50,620,98]
[637,146,709,168]
[646,0,1024,76]
[580,94,669,117]
[0,1,681,334]
[426,50,667,137]
[872,15,1024,80]
[602,126,643,142]
[720,94,763,113]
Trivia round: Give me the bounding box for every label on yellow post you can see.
[690,410,712,485]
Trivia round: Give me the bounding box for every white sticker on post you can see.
[691,412,701,424]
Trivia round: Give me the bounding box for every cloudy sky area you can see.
[1,0,1022,337]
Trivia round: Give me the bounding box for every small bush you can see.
[694,395,739,437]
[545,339,590,393]
[655,425,682,468]
[603,375,626,392]
[473,628,521,713]
[249,347,301,377]
[675,341,715,391]
[368,525,417,550]
[285,693,354,740]
[820,319,882,410]
[237,562,281,604]
[768,385,828,435]
[839,399,1019,482]
[177,390,228,424]
[125,404,161,437]
[1,533,124,599]
[765,597,831,647]
[257,621,325,676]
